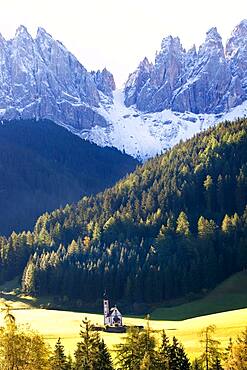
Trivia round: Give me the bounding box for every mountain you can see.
[0,22,247,160]
[0,118,246,307]
[124,20,247,114]
[0,119,138,235]
[0,26,113,129]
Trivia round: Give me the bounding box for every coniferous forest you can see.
[0,118,246,308]
[0,119,138,235]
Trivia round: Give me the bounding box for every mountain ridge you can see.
[0,21,246,160]
[124,20,247,114]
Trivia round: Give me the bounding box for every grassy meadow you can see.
[0,306,245,361]
[0,272,246,362]
[152,270,247,320]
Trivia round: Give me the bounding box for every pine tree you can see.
[158,330,170,368]
[198,216,216,238]
[51,338,69,370]
[115,327,141,370]
[138,316,159,369]
[74,317,101,370]
[22,258,38,295]
[169,336,191,370]
[94,339,114,370]
[176,211,190,236]
[211,357,223,370]
[223,338,234,370]
[199,325,221,370]
[192,358,203,369]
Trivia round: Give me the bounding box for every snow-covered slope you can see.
[76,89,247,161]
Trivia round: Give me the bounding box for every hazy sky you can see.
[0,0,246,86]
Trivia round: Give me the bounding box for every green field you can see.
[0,272,246,361]
[0,306,246,361]
[152,270,247,320]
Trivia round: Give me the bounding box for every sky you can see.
[0,0,246,87]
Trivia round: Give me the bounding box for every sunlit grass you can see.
[0,272,246,361]
[0,306,245,361]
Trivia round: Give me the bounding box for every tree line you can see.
[0,309,246,370]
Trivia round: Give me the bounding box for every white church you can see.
[103,294,123,327]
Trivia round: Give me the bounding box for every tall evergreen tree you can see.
[94,339,114,370]
[199,326,221,370]
[74,317,101,370]
[158,330,170,369]
[176,212,190,237]
[51,338,70,370]
[168,336,191,370]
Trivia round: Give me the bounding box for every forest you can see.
[0,118,246,308]
[0,308,246,370]
[0,119,137,234]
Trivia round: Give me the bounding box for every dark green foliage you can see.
[192,359,203,370]
[74,318,114,370]
[115,327,142,369]
[1,119,247,306]
[211,357,224,370]
[168,336,191,370]
[51,338,70,370]
[115,323,157,370]
[158,330,170,368]
[94,340,114,370]
[0,119,138,235]
[116,326,191,370]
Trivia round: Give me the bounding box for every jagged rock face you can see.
[136,37,185,112]
[91,68,116,98]
[124,57,153,107]
[124,21,247,114]
[172,28,233,114]
[226,20,247,96]
[0,26,115,129]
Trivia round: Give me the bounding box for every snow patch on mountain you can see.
[71,90,247,161]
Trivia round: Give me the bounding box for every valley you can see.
[0,12,246,368]
[0,295,246,361]
[0,271,246,361]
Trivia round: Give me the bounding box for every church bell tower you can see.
[103,292,110,325]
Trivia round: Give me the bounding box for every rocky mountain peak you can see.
[91,68,116,98]
[232,19,247,37]
[124,57,153,107]
[185,44,197,68]
[199,27,224,57]
[0,25,110,128]
[139,57,153,71]
[160,35,183,53]
[36,26,51,38]
[226,19,247,58]
[125,20,247,114]
[15,25,32,39]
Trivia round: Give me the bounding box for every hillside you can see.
[0,118,246,307]
[0,119,138,235]
[151,270,247,320]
